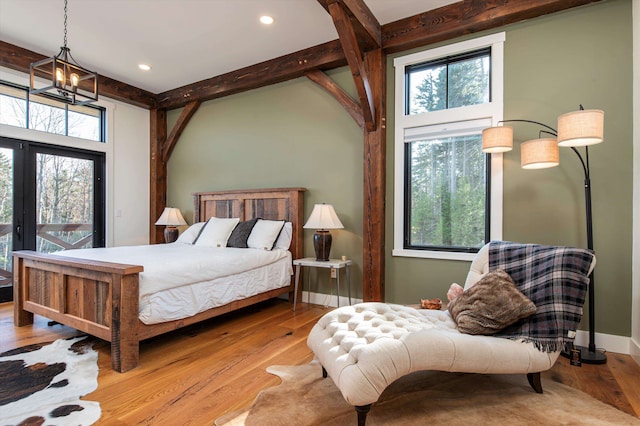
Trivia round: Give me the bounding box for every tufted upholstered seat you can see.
[306,242,596,425]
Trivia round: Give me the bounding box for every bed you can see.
[13,187,306,372]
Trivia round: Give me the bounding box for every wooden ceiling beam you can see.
[0,40,157,109]
[306,70,364,129]
[156,40,347,110]
[159,0,599,111]
[2,1,602,112]
[162,100,201,162]
[381,0,603,54]
[317,0,381,50]
[326,1,376,131]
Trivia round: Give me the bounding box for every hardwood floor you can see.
[2,299,639,425]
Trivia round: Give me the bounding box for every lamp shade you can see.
[557,109,604,147]
[155,207,187,226]
[482,126,513,153]
[303,204,344,230]
[521,138,559,169]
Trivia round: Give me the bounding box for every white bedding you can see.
[56,244,293,324]
[139,255,291,324]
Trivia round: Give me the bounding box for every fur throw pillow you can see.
[448,269,536,335]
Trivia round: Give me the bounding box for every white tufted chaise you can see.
[306,243,596,425]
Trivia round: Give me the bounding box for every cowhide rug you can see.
[216,362,640,425]
[0,336,101,426]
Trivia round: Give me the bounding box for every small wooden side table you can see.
[293,257,352,311]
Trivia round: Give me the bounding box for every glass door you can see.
[0,137,104,302]
[0,147,14,300]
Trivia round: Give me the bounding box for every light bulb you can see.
[70,73,80,87]
[56,67,64,84]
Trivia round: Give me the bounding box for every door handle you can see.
[15,223,21,240]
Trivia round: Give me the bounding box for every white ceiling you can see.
[0,0,457,94]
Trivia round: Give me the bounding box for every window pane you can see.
[36,153,94,253]
[406,50,490,116]
[0,148,13,288]
[408,64,446,114]
[448,56,490,109]
[408,134,486,249]
[29,96,66,135]
[68,109,100,141]
[0,85,27,127]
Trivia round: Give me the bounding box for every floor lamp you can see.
[482,106,606,364]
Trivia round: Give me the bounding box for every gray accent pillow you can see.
[226,218,259,248]
[448,269,536,335]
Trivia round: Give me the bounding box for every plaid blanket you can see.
[488,241,595,352]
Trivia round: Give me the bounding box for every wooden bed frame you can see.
[13,187,306,372]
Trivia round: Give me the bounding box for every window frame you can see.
[0,80,106,142]
[393,32,505,261]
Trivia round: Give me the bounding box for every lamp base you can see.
[561,344,607,365]
[164,226,179,244]
[313,230,332,261]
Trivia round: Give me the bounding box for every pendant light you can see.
[29,0,98,105]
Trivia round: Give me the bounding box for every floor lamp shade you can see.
[521,138,559,169]
[155,207,187,243]
[304,204,344,261]
[482,126,513,153]
[557,109,604,147]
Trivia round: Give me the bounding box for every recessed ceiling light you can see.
[260,15,274,25]
[138,64,152,71]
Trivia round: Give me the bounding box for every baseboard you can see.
[631,337,640,366]
[302,291,635,356]
[302,291,363,308]
[572,330,633,355]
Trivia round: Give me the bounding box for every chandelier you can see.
[29,0,98,105]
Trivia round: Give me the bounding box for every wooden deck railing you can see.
[0,223,92,287]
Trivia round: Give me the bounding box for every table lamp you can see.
[303,204,344,261]
[155,207,187,243]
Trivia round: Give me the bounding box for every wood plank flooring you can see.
[1,299,639,425]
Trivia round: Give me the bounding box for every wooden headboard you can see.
[193,187,306,261]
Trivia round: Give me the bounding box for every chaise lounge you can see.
[307,241,596,425]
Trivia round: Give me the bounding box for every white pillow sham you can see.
[274,222,292,250]
[247,219,285,250]
[194,217,240,248]
[175,221,206,244]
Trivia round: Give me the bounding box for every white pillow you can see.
[274,222,293,250]
[194,217,240,248]
[247,219,285,250]
[175,222,206,244]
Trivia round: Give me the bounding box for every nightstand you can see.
[293,257,352,311]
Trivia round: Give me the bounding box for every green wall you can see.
[167,0,633,336]
[386,0,633,336]
[167,68,365,296]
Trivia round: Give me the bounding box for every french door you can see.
[0,136,105,302]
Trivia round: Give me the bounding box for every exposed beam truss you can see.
[0,1,601,112]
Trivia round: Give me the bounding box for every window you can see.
[0,81,105,142]
[406,48,491,115]
[394,33,505,260]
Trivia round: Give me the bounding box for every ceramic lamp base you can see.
[164,226,179,243]
[313,230,332,261]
